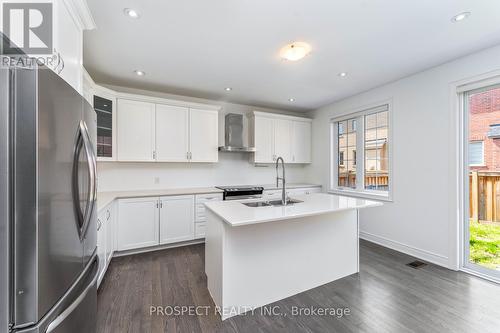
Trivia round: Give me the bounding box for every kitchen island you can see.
[204,193,382,320]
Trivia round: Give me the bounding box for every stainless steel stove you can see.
[215,185,264,200]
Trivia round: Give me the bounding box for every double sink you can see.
[242,199,303,208]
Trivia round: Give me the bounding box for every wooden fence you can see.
[470,171,500,223]
[338,172,389,190]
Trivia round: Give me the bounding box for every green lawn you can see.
[469,221,500,270]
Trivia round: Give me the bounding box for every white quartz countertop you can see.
[205,193,382,227]
[97,187,222,211]
[260,183,322,191]
[96,183,321,212]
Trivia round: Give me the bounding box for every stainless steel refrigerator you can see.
[0,63,98,332]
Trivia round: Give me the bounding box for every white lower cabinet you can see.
[97,202,116,288]
[116,194,220,252]
[194,193,223,238]
[160,195,195,244]
[117,197,159,251]
[96,211,106,286]
[105,205,115,263]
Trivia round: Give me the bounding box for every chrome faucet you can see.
[276,156,286,205]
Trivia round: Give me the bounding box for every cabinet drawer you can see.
[195,223,206,239]
[195,193,223,203]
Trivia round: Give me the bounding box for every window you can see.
[337,118,357,189]
[331,103,391,199]
[468,141,484,165]
[339,151,345,165]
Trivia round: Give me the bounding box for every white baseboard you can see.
[113,239,205,257]
[360,231,451,268]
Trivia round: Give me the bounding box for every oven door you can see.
[225,194,263,201]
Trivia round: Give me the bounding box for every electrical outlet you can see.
[154,177,160,184]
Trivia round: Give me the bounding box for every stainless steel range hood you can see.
[218,113,256,152]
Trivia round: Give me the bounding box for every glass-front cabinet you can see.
[94,93,116,160]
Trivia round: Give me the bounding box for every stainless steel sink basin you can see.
[242,201,272,207]
[242,199,303,208]
[268,199,303,206]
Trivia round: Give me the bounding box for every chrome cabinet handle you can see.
[106,210,110,221]
[97,218,102,231]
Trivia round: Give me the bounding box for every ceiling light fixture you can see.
[338,72,348,77]
[451,12,470,22]
[134,70,145,76]
[288,98,295,102]
[124,8,140,19]
[225,87,232,91]
[280,42,311,61]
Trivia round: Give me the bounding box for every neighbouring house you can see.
[468,87,500,222]
[469,87,500,171]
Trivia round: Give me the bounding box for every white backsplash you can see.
[97,153,309,192]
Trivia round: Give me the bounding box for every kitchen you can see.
[2,1,500,333]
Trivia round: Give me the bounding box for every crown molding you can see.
[62,0,96,30]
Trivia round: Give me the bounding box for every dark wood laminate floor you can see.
[97,240,500,333]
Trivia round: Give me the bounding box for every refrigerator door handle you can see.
[45,254,98,333]
[80,120,97,240]
[72,121,97,240]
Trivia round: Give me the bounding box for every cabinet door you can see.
[95,95,116,161]
[96,211,107,287]
[117,99,156,161]
[53,0,83,93]
[254,117,275,163]
[189,108,218,162]
[292,121,312,163]
[159,195,194,244]
[274,119,293,162]
[105,204,114,264]
[117,198,159,251]
[156,104,189,162]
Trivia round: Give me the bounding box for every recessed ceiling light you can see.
[280,42,311,61]
[451,12,470,22]
[124,8,140,19]
[288,98,295,102]
[224,87,232,91]
[134,70,145,76]
[338,72,348,77]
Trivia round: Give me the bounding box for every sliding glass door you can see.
[462,83,500,282]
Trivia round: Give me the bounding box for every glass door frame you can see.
[459,80,500,284]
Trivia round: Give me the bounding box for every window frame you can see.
[468,140,484,166]
[329,101,393,202]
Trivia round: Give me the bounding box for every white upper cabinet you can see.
[274,119,293,162]
[292,121,312,163]
[156,104,190,162]
[250,112,312,164]
[117,99,156,161]
[189,108,219,162]
[159,195,195,244]
[52,0,95,93]
[252,116,275,163]
[116,97,219,163]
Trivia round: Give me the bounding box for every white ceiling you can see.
[83,0,500,112]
